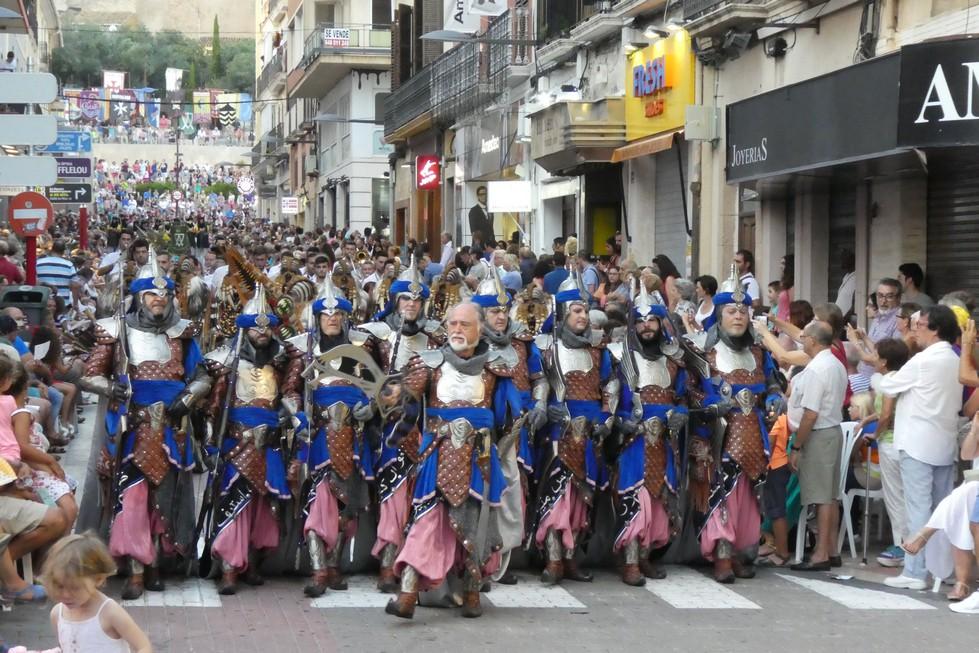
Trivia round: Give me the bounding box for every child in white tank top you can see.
[34,533,152,653]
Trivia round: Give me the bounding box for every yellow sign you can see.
[624,31,696,142]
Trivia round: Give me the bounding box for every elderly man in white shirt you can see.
[787,320,849,571]
[871,304,964,590]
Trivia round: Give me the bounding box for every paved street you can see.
[2,403,974,652]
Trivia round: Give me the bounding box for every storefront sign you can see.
[281,196,299,214]
[898,37,979,147]
[624,32,696,141]
[726,54,900,183]
[416,155,441,190]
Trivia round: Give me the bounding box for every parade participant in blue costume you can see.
[385,302,507,620]
[472,267,548,586]
[289,276,377,598]
[356,259,441,593]
[201,285,305,595]
[529,271,618,586]
[605,280,688,586]
[683,266,785,584]
[82,247,211,600]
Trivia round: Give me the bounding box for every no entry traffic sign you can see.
[8,191,52,237]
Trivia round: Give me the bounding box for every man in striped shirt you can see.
[36,239,76,301]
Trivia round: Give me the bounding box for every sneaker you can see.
[949,591,979,614]
[883,574,927,590]
[877,545,905,568]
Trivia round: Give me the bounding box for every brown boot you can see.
[621,563,646,587]
[639,558,668,580]
[325,566,348,591]
[563,559,593,582]
[143,566,165,592]
[713,558,735,584]
[121,574,144,600]
[385,591,418,619]
[540,560,563,585]
[243,554,265,586]
[218,570,239,596]
[304,570,329,597]
[731,557,756,579]
[377,567,398,594]
[461,590,482,618]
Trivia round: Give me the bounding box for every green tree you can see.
[209,16,224,82]
[186,61,197,91]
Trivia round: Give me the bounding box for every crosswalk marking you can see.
[484,579,586,609]
[122,578,222,608]
[777,574,936,610]
[309,575,586,609]
[643,567,761,609]
[310,577,391,608]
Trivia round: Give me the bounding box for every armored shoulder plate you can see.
[418,349,444,368]
[348,328,369,346]
[166,318,193,339]
[680,334,710,380]
[95,317,120,340]
[607,341,624,362]
[359,321,392,340]
[205,344,232,366]
[534,333,553,352]
[286,333,309,354]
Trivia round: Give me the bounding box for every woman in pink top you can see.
[0,362,77,529]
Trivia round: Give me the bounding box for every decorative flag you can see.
[103,70,126,92]
[237,94,253,125]
[79,90,103,121]
[444,0,481,33]
[110,90,137,125]
[466,0,506,16]
[192,91,211,125]
[164,68,184,93]
[217,93,238,127]
[145,100,160,128]
[209,89,222,119]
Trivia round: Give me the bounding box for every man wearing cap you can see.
[528,272,618,586]
[200,286,305,595]
[473,268,549,586]
[288,276,378,598]
[357,260,442,593]
[684,268,784,583]
[605,282,688,585]
[81,247,212,599]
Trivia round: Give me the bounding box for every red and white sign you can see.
[172,190,183,200]
[281,196,300,215]
[416,155,441,190]
[8,191,53,237]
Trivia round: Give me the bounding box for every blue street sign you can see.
[36,131,92,153]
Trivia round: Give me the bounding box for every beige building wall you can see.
[53,0,255,37]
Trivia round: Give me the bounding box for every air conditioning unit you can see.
[305,154,319,177]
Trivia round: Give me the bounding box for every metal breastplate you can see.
[636,355,672,390]
[436,361,486,404]
[236,359,278,403]
[557,341,593,374]
[390,331,430,371]
[127,327,173,366]
[713,340,757,374]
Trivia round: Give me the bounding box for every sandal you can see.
[902,528,936,556]
[756,554,789,568]
[948,581,971,601]
[2,584,47,603]
[757,543,777,558]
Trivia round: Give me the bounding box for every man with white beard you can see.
[384,302,507,620]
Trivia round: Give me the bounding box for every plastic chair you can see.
[794,421,858,563]
[838,433,887,559]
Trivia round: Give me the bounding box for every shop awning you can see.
[610,128,683,163]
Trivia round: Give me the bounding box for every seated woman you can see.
[901,412,979,608]
[29,327,81,440]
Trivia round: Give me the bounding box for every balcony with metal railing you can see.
[681,0,772,36]
[288,23,392,98]
[256,47,287,99]
[383,66,432,142]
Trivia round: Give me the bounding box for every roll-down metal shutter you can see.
[927,160,979,301]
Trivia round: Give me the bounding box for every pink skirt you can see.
[535,482,588,550]
[108,480,156,565]
[371,482,410,558]
[304,478,340,551]
[615,487,670,551]
[212,497,280,570]
[699,475,761,559]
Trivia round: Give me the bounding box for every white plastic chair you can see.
[794,421,858,563]
[838,432,887,559]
